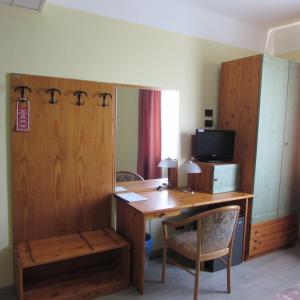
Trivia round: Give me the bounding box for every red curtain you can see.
[137,89,162,179]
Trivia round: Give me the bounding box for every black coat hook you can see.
[99,92,112,107]
[15,86,32,102]
[74,91,88,106]
[46,88,61,104]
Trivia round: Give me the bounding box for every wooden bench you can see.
[15,228,130,300]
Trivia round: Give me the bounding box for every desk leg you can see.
[244,197,253,260]
[240,197,253,260]
[117,200,145,294]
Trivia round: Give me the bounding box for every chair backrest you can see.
[116,171,144,182]
[197,205,240,255]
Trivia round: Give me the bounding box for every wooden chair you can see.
[161,205,240,300]
[116,171,144,182]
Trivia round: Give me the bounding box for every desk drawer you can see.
[145,210,181,220]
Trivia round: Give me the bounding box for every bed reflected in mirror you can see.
[116,86,179,184]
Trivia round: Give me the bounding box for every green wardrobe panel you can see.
[252,55,289,223]
[278,61,300,217]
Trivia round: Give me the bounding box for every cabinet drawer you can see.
[145,210,181,220]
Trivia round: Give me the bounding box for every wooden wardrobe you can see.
[218,55,300,257]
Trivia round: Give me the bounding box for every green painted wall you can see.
[0,3,255,287]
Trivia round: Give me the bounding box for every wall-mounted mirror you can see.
[116,86,179,183]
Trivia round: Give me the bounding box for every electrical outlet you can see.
[205,120,213,127]
[205,109,213,117]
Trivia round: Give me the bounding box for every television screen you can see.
[194,129,235,162]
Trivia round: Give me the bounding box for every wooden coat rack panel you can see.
[11,74,115,245]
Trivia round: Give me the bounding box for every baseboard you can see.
[0,284,14,296]
[249,214,298,258]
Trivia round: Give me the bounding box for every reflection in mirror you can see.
[116,86,179,181]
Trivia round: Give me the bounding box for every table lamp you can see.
[181,160,201,192]
[158,158,178,188]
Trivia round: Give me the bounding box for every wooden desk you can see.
[116,189,253,294]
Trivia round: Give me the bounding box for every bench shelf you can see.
[15,228,130,300]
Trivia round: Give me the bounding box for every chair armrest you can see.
[162,214,198,228]
[162,219,182,228]
[162,216,195,241]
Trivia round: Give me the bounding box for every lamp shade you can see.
[158,158,177,168]
[182,160,201,174]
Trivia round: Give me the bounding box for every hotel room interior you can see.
[1,0,300,299]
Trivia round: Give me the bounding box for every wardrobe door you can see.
[218,55,262,193]
[278,61,300,217]
[252,55,289,224]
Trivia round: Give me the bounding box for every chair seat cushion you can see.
[167,231,197,258]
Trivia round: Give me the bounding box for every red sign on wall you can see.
[16,100,30,131]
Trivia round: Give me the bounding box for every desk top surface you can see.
[115,189,253,215]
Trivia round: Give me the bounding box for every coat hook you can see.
[45,88,61,104]
[15,86,32,102]
[74,91,88,106]
[99,92,112,107]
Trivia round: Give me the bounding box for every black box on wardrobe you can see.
[205,216,244,272]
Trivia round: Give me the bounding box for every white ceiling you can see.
[45,0,300,29]
[2,0,300,54]
[180,0,300,28]
[0,0,46,10]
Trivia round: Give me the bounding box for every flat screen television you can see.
[194,129,235,162]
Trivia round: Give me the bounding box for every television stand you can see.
[188,161,240,193]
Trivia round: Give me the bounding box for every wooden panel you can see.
[116,200,145,294]
[15,251,24,300]
[278,61,300,217]
[218,55,262,193]
[28,234,90,265]
[188,162,214,193]
[82,229,128,250]
[249,214,298,257]
[11,74,115,245]
[252,56,289,223]
[17,229,129,268]
[24,265,128,300]
[168,166,178,188]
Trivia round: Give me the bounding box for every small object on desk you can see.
[181,188,195,194]
[116,192,147,202]
[156,182,169,191]
[115,186,128,192]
